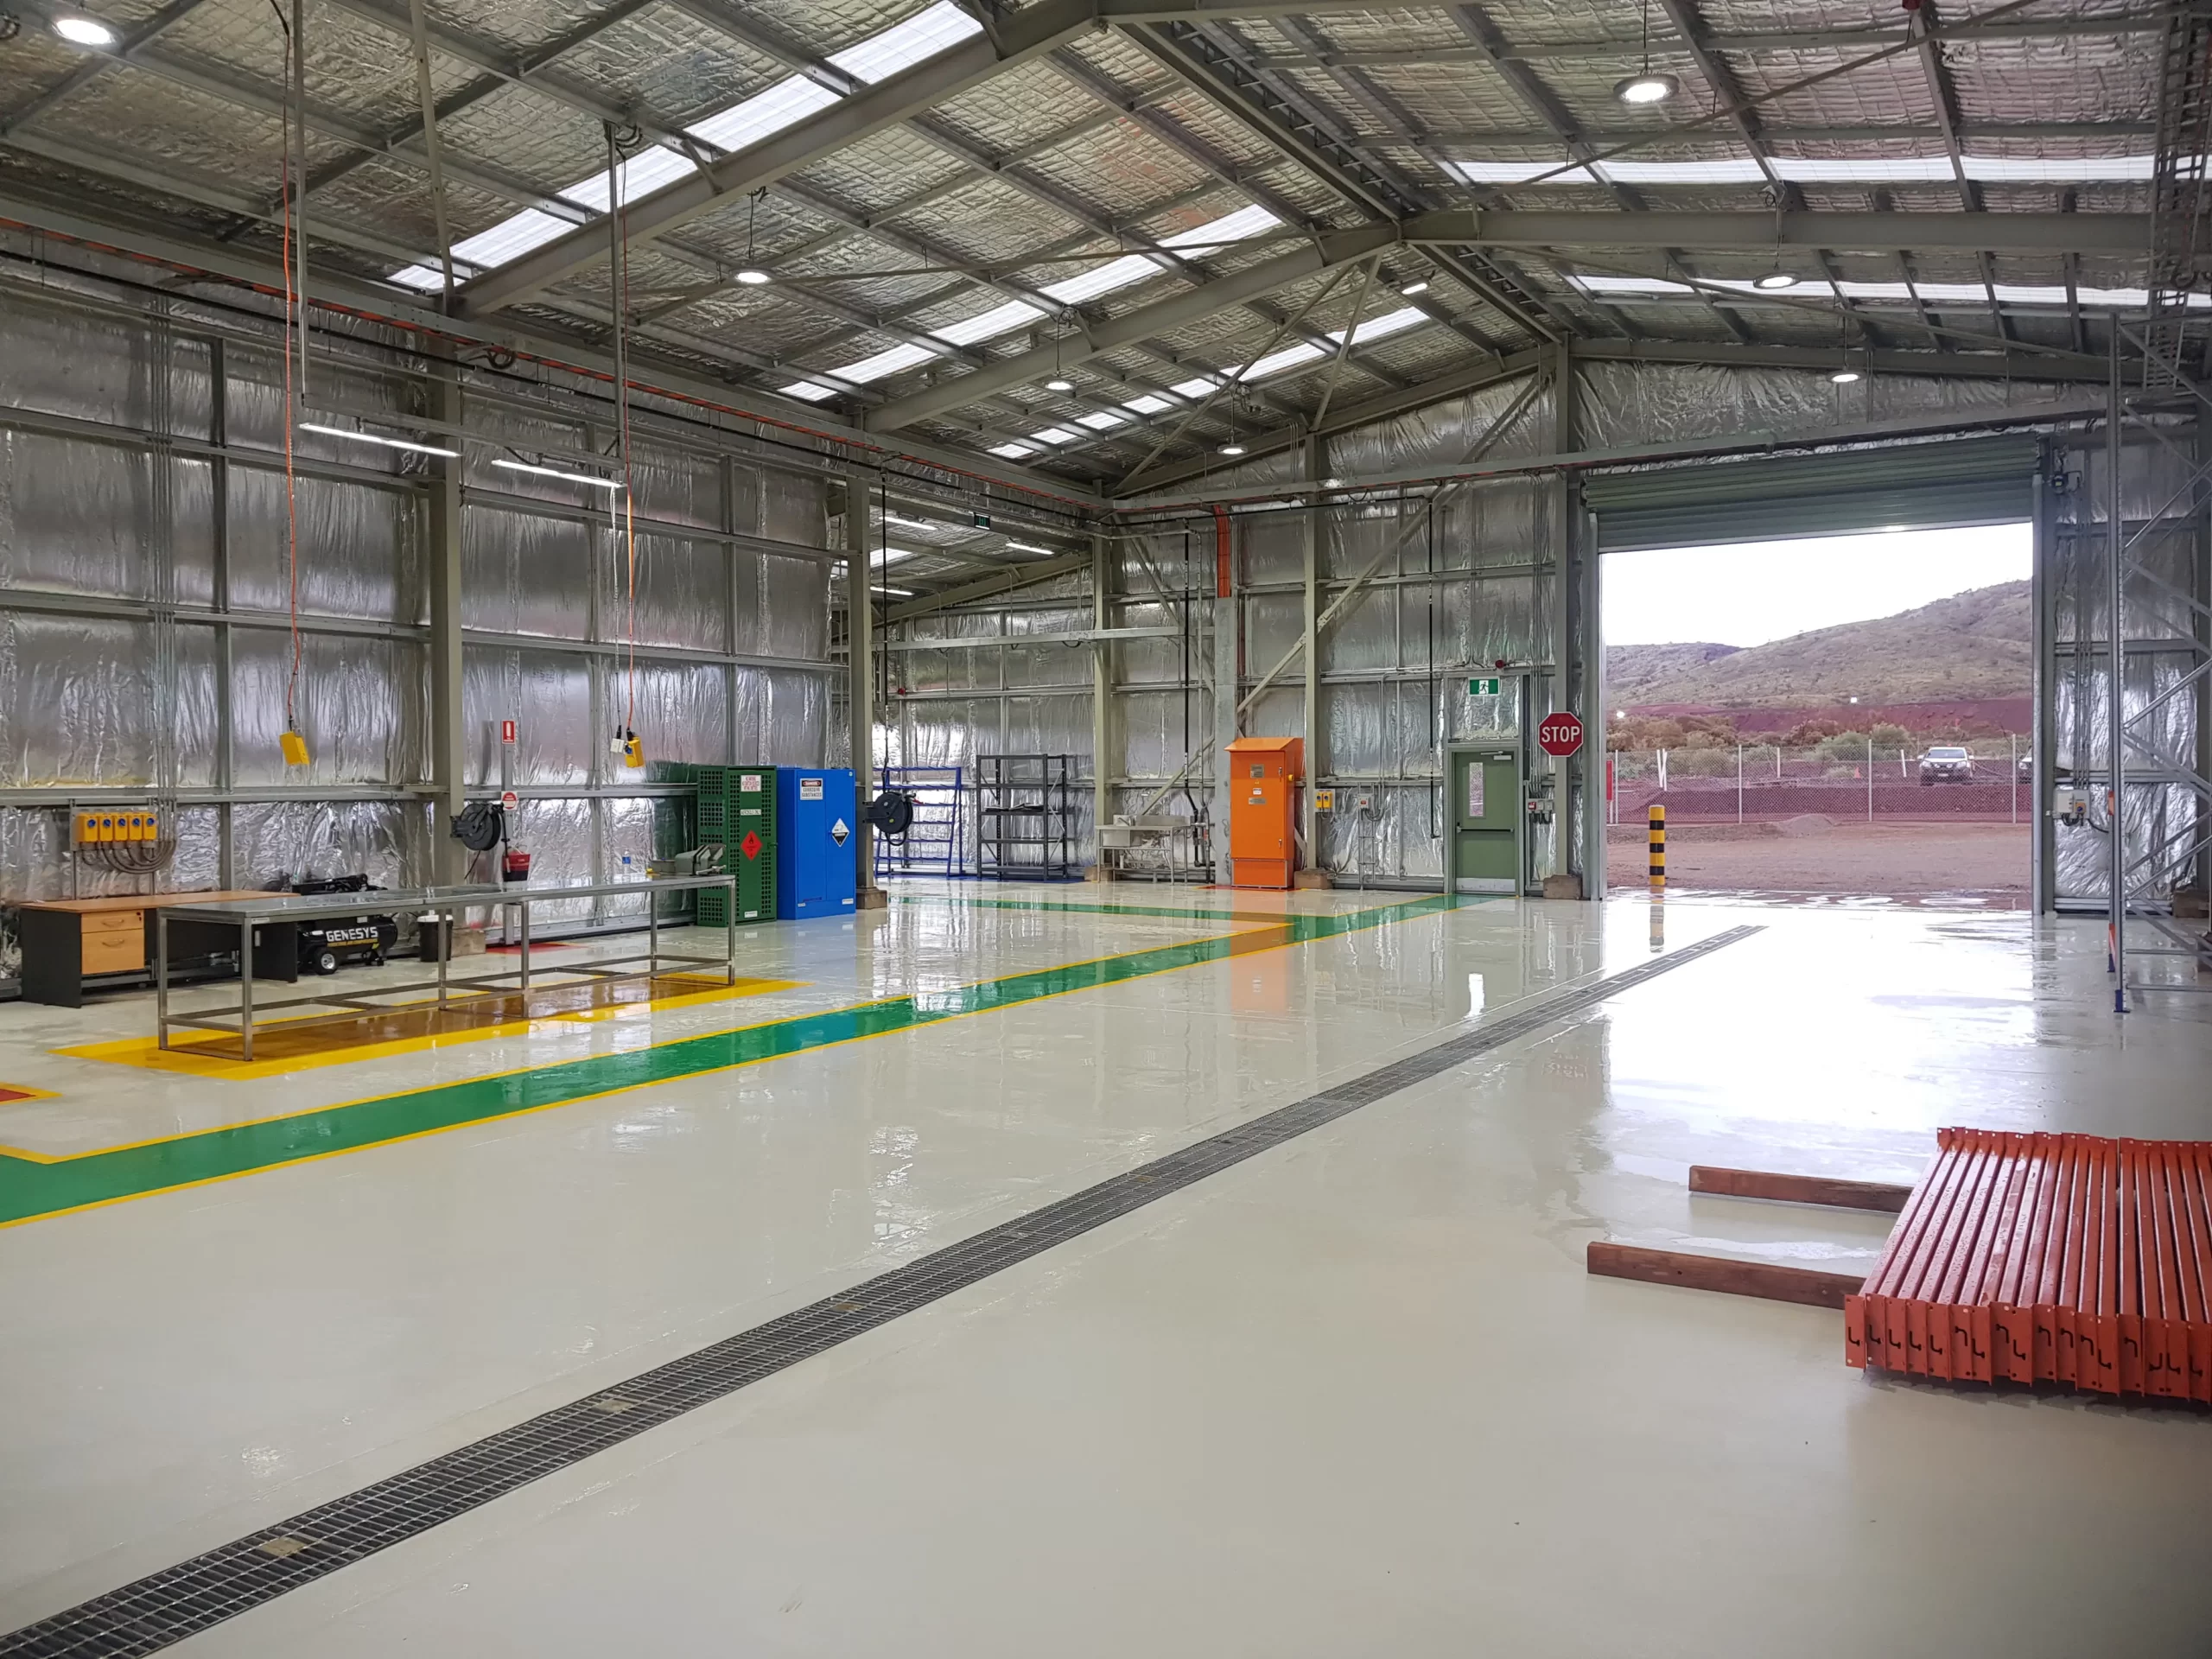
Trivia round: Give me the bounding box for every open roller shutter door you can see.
[1583,436,2039,553]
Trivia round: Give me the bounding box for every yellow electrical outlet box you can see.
[280,730,311,766]
[73,811,99,845]
[621,734,645,769]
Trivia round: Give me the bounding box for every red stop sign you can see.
[1538,711,1585,757]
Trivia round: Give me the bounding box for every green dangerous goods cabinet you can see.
[1450,744,1522,894]
[728,769,778,925]
[692,766,778,928]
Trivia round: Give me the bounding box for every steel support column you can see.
[428,357,467,884]
[1550,341,1575,882]
[1301,434,1324,874]
[2033,448,2057,914]
[848,468,880,903]
[1091,531,1115,868]
[1213,515,1238,883]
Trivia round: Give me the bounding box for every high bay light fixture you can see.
[52,13,116,45]
[1613,0,1677,105]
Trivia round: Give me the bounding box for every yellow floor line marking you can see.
[50,976,804,1083]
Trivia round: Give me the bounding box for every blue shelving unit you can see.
[874,765,965,879]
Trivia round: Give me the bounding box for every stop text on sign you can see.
[1538,711,1585,758]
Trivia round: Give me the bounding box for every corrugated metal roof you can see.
[0,0,2183,530]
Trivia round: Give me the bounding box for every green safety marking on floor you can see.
[0,894,1458,1230]
[895,896,1289,923]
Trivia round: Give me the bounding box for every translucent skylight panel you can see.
[1045,252,1163,305]
[1031,427,1080,443]
[780,381,838,401]
[827,1,981,83]
[391,208,575,289]
[933,299,1045,346]
[1443,160,1599,185]
[990,442,1037,458]
[1167,376,1218,398]
[1773,156,1955,182]
[1572,273,2203,309]
[685,76,840,153]
[1160,204,1280,249]
[1240,340,1326,379]
[1076,410,1128,429]
[1447,153,2164,188]
[830,342,943,384]
[1333,305,1427,347]
[1961,154,2158,181]
[1122,394,1174,415]
[1599,156,1767,184]
[559,145,697,215]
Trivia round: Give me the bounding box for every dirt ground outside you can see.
[1604,818,2031,907]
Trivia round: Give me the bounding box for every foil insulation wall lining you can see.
[2048,433,2209,907]
[0,282,835,983]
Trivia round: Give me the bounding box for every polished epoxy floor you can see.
[2,887,2209,1656]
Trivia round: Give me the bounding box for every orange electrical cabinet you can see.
[1226,735,1302,889]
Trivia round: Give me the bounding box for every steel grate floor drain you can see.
[1,925,1759,1657]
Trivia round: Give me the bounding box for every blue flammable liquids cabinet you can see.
[774,766,858,919]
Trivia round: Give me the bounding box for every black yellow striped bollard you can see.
[1648,804,1666,891]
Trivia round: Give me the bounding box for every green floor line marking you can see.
[0,895,1457,1229]
[894,896,1281,923]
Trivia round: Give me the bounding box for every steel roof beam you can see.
[1130,19,1568,343]
[1395,209,2150,254]
[1912,2,2014,343]
[1649,0,1887,350]
[454,0,1451,317]
[1243,16,2158,71]
[1441,3,1745,342]
[870,220,1399,430]
[866,207,2150,431]
[1113,335,2116,493]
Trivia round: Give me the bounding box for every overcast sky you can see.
[1601,522,2031,649]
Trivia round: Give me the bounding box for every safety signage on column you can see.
[1538,711,1585,758]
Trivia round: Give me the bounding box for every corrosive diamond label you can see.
[830,817,849,846]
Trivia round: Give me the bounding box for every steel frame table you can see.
[156,876,738,1062]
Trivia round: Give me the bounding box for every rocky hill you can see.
[1608,580,2030,712]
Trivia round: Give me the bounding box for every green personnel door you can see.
[1452,747,1521,894]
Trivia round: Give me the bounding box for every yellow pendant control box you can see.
[74,809,160,844]
[280,730,311,766]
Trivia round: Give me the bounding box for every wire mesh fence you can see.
[1605,737,2033,826]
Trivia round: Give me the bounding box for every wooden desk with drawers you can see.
[15,891,277,1007]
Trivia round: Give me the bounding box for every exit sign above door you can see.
[1468,677,1502,696]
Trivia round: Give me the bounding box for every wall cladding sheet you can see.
[228,798,421,889]
[462,504,593,638]
[618,531,732,653]
[462,646,592,785]
[226,467,420,622]
[0,431,216,605]
[230,629,424,788]
[1325,372,1552,475]
[0,612,154,785]
[0,295,214,436]
[761,668,828,763]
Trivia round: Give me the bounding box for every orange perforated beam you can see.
[1847,1129,2212,1402]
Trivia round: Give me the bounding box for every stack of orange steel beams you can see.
[1847,1128,2211,1402]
